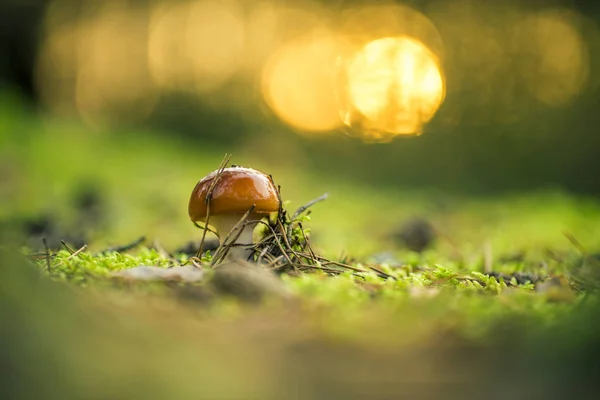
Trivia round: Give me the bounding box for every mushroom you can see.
[188,166,280,261]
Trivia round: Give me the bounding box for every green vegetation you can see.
[33,240,581,343]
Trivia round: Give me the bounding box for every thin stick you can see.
[193,222,216,235]
[61,240,76,255]
[27,253,54,260]
[277,219,304,262]
[196,153,232,258]
[320,258,389,280]
[98,236,146,254]
[298,223,309,252]
[183,256,204,267]
[297,264,345,275]
[267,255,285,269]
[564,231,600,270]
[269,175,284,218]
[315,256,367,273]
[67,245,87,260]
[42,238,51,271]
[368,266,396,280]
[152,239,179,265]
[196,201,212,258]
[483,241,493,273]
[210,205,256,265]
[257,245,271,264]
[256,220,294,266]
[287,193,328,239]
[564,232,590,256]
[261,252,276,263]
[220,208,256,247]
[250,234,274,250]
[295,262,365,278]
[291,193,329,221]
[299,223,317,265]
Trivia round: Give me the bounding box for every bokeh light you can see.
[32,0,599,146]
[35,22,79,116]
[75,4,157,127]
[243,1,329,75]
[514,8,590,107]
[260,2,447,139]
[147,0,245,94]
[338,36,445,140]
[36,1,158,127]
[426,1,520,125]
[261,32,345,132]
[339,4,444,59]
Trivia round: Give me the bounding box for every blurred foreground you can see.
[3,233,600,400]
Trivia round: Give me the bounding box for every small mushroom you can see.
[188,166,280,261]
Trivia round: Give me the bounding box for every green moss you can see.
[29,244,586,345]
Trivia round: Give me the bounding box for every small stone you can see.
[393,217,436,253]
[367,252,403,267]
[111,265,205,283]
[210,260,290,303]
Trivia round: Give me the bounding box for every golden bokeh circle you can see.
[261,32,345,132]
[338,36,445,139]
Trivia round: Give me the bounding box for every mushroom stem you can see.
[211,214,258,262]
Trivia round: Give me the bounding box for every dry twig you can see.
[67,244,87,260]
[61,240,76,255]
[210,205,256,265]
[196,153,232,258]
[98,236,146,254]
[42,238,51,271]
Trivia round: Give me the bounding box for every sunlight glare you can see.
[75,4,157,127]
[338,36,445,140]
[148,0,245,94]
[36,1,158,127]
[261,33,344,132]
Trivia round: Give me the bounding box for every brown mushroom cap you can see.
[188,167,280,222]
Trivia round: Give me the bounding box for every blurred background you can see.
[2,0,600,257]
[2,0,600,194]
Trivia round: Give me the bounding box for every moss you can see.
[30,243,588,345]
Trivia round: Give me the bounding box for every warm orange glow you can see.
[35,24,79,116]
[148,0,245,94]
[340,4,444,58]
[242,1,330,75]
[261,33,344,132]
[339,36,445,140]
[515,9,590,106]
[36,1,158,127]
[75,4,157,127]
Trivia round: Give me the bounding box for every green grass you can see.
[33,240,581,346]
